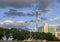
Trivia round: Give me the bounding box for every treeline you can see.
[0,27,60,41]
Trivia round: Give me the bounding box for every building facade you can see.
[56,32,60,39]
[38,23,56,35]
[48,26,56,35]
[38,23,60,39]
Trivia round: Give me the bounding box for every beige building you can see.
[56,32,60,39]
[38,23,57,36]
[38,23,60,39]
[43,23,48,33]
[43,23,56,35]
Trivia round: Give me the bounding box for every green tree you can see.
[0,27,4,40]
[39,32,47,40]
[4,28,11,40]
[46,33,56,41]
[31,32,46,40]
[31,32,40,40]
[11,28,25,41]
[21,30,30,39]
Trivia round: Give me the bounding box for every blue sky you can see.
[0,0,60,31]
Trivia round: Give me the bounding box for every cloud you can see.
[57,0,60,3]
[0,20,30,29]
[51,0,60,8]
[0,0,52,9]
[48,16,60,24]
[56,0,60,6]
[4,9,40,17]
[49,16,60,21]
[38,0,52,10]
[0,0,37,8]
[4,9,25,17]
[1,0,52,17]
[49,24,60,26]
[53,0,60,8]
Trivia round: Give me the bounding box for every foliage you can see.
[0,27,59,41]
[0,27,4,40]
[31,32,57,41]
[4,28,11,40]
[31,32,46,40]
[21,30,30,39]
[10,28,29,41]
[46,33,56,41]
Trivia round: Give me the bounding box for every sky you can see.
[0,0,60,31]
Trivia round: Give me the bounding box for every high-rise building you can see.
[38,23,56,35]
[38,23,48,33]
[38,23,60,39]
[43,23,48,33]
[48,26,56,35]
[38,26,43,32]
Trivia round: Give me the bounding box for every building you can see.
[38,26,43,32]
[43,23,48,33]
[56,32,60,39]
[48,26,56,35]
[38,23,56,36]
[38,23,60,39]
[38,23,48,33]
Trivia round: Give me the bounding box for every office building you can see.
[38,23,56,35]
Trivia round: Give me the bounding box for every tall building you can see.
[43,23,48,33]
[38,23,60,39]
[48,26,56,35]
[38,26,43,32]
[38,23,56,35]
[38,23,48,33]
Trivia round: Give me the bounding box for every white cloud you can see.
[3,20,13,23]
[49,16,60,22]
[0,20,29,29]
[49,24,60,27]
[15,21,25,23]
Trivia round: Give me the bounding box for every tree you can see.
[4,28,11,40]
[11,28,25,41]
[0,27,4,40]
[31,32,40,40]
[46,33,56,41]
[39,32,47,40]
[21,30,30,39]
